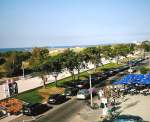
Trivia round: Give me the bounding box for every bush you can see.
[139,66,150,74]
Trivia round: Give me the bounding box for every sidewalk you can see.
[69,97,102,122]
[0,114,22,122]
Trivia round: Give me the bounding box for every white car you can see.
[77,89,90,99]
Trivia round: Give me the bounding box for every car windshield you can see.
[78,90,88,94]
[114,119,140,122]
[65,89,71,92]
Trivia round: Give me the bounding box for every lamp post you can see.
[87,70,93,107]
[22,61,25,78]
[128,43,132,74]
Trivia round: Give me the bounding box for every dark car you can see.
[114,68,122,73]
[113,115,143,122]
[96,72,107,80]
[63,81,78,88]
[48,94,66,104]
[22,103,50,116]
[120,65,129,71]
[76,80,90,89]
[0,107,7,119]
[64,87,79,96]
[106,69,116,76]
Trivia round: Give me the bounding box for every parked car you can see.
[22,103,50,116]
[77,89,90,99]
[105,70,115,76]
[76,80,89,89]
[114,68,121,73]
[113,115,143,122]
[48,94,66,104]
[64,87,79,96]
[63,81,78,88]
[96,72,107,80]
[0,107,7,119]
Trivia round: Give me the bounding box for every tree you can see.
[83,47,99,71]
[139,66,150,74]
[4,52,22,76]
[40,54,62,87]
[35,59,51,88]
[61,49,77,81]
[141,41,150,58]
[141,41,150,52]
[111,44,131,64]
[50,55,62,87]
[101,45,113,61]
[30,48,49,71]
[74,52,86,80]
[40,48,49,60]
[0,57,6,65]
[96,46,104,66]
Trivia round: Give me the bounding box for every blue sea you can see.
[0,45,89,52]
[0,44,110,52]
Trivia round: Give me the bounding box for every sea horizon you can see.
[0,45,90,52]
[0,43,111,52]
[0,41,138,52]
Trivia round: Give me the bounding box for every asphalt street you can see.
[10,98,85,122]
[33,98,85,122]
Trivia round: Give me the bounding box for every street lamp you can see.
[128,43,132,74]
[87,70,93,107]
[22,61,25,78]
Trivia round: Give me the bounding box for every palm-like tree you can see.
[74,52,86,80]
[61,49,77,81]
[83,47,99,71]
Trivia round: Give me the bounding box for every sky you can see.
[0,0,150,48]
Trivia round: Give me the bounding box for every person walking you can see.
[98,89,103,99]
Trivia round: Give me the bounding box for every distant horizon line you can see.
[0,40,144,49]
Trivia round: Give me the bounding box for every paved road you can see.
[10,98,85,122]
[35,98,85,122]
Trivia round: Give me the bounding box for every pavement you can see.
[0,115,22,122]
[115,95,150,121]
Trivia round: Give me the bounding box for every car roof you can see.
[49,94,61,98]
[79,89,88,92]
[25,103,41,108]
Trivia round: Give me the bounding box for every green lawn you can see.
[15,63,122,103]
[16,90,43,103]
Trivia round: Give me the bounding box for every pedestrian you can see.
[98,89,103,99]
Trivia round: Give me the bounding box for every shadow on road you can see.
[124,100,140,110]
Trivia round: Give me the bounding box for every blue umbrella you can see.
[113,80,123,85]
[140,77,150,84]
[113,74,150,85]
[113,74,134,85]
[133,74,145,84]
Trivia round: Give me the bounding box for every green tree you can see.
[61,49,77,81]
[4,52,25,76]
[139,66,150,74]
[74,52,86,80]
[83,47,100,71]
[30,48,49,71]
[49,55,62,86]
[112,44,131,64]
